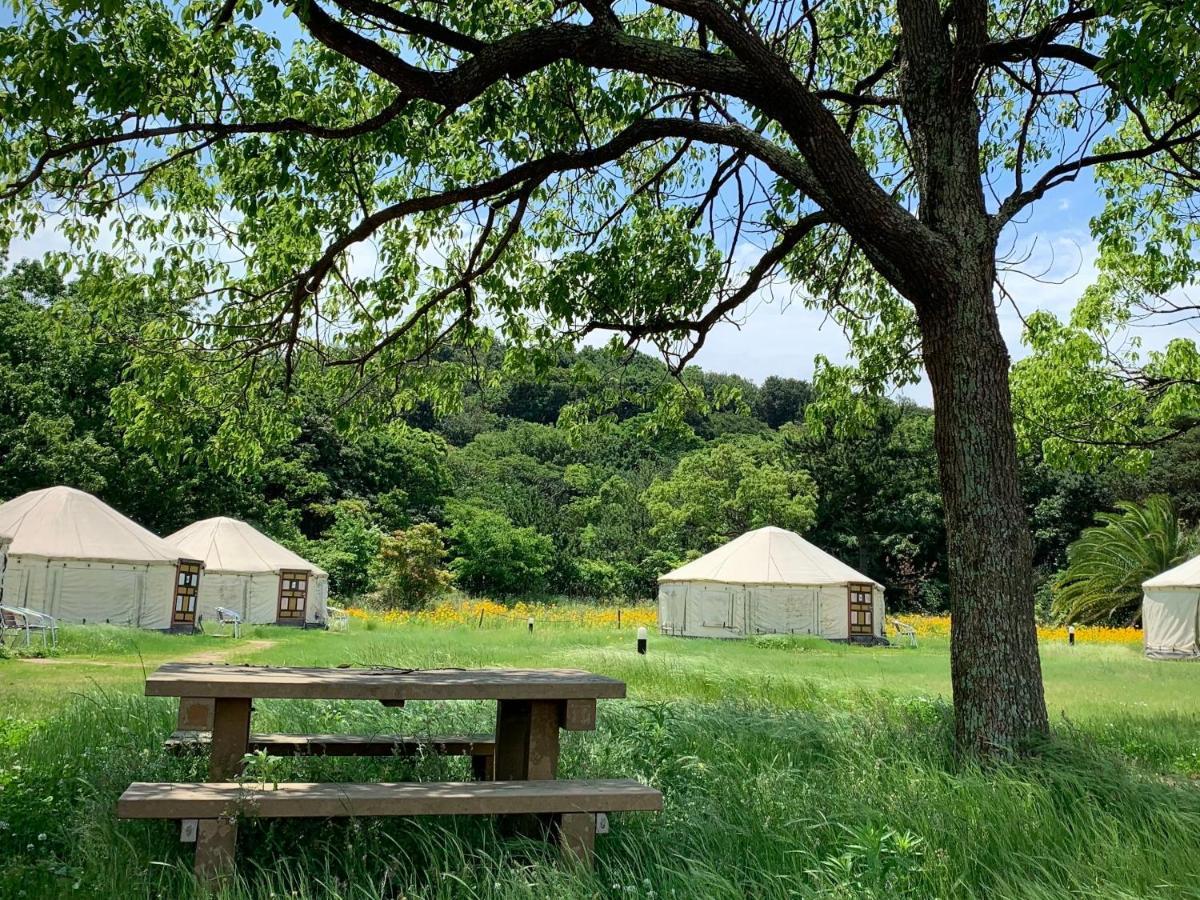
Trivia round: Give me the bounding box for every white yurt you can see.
[657,526,884,640]
[0,486,204,630]
[166,517,329,627]
[1142,556,1200,659]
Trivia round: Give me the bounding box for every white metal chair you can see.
[888,617,917,647]
[326,603,349,632]
[1,605,58,648]
[214,607,242,639]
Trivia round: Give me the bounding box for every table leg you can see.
[198,698,251,879]
[471,752,495,781]
[208,697,252,781]
[494,699,563,844]
[494,699,561,781]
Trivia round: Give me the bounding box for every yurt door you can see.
[276,571,309,624]
[848,584,874,638]
[172,560,203,628]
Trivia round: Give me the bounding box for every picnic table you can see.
[119,663,660,883]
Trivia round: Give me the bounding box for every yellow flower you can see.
[346,599,658,630]
[892,615,1141,645]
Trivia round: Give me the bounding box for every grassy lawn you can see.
[3,614,1200,898]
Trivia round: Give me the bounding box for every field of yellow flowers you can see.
[903,615,1142,645]
[345,601,1141,645]
[346,597,658,630]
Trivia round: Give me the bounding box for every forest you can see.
[4,255,1192,617]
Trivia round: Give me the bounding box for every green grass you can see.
[3,618,1200,898]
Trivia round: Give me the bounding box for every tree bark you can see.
[919,266,1050,755]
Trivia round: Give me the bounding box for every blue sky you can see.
[689,170,1200,405]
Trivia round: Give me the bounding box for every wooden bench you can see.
[119,778,662,880]
[165,732,497,779]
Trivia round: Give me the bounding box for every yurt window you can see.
[848,584,874,636]
[277,570,309,623]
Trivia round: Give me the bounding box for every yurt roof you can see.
[0,486,188,565]
[1144,554,1200,588]
[166,517,326,577]
[658,526,882,588]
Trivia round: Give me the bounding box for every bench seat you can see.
[118,777,662,819]
[165,731,496,758]
[119,778,662,880]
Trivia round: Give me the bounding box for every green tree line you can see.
[2,257,1190,612]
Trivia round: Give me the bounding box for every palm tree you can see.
[1053,496,1195,626]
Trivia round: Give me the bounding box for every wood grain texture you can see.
[146,664,625,702]
[175,697,214,732]
[494,700,562,782]
[194,818,236,884]
[560,699,597,732]
[556,812,597,867]
[208,698,251,780]
[117,779,663,819]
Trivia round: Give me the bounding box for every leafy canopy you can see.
[2,0,1198,445]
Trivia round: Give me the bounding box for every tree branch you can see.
[584,211,830,371]
[1,94,410,201]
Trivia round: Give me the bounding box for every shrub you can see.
[371,523,453,610]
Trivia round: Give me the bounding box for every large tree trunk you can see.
[919,265,1049,755]
[891,0,1048,754]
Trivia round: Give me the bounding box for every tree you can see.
[1022,457,1114,580]
[757,377,813,429]
[6,1,1200,753]
[644,438,818,554]
[792,404,946,608]
[300,500,384,598]
[1121,429,1200,526]
[1053,496,1194,625]
[445,503,555,596]
[373,523,453,610]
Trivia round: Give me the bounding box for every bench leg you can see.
[209,698,252,780]
[471,752,494,781]
[194,817,237,886]
[556,813,596,868]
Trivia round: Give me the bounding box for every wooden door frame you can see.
[275,570,309,626]
[172,559,203,630]
[847,583,875,639]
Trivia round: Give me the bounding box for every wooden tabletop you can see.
[145,664,627,701]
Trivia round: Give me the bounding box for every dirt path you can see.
[17,638,277,667]
[181,639,276,663]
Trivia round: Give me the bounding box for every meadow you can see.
[3,607,1200,899]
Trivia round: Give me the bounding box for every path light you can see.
[527,616,534,634]
[1068,624,1075,647]
[637,626,647,655]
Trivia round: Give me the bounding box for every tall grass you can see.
[4,685,1200,898]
